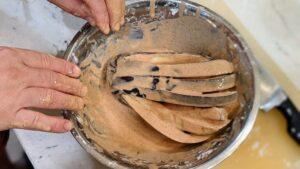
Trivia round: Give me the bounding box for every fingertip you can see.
[100,23,110,34]
[50,119,73,133]
[44,125,52,132]
[63,121,73,131]
[113,22,121,32]
[70,65,81,77]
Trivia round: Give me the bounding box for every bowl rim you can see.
[63,0,261,168]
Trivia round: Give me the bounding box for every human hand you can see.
[48,0,125,34]
[0,47,87,133]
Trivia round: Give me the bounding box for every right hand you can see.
[0,46,87,133]
[48,0,125,34]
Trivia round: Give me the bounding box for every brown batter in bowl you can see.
[63,1,259,168]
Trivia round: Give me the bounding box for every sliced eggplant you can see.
[120,88,238,107]
[163,103,230,121]
[112,74,236,96]
[114,59,235,78]
[119,53,209,65]
[169,106,231,135]
[122,95,212,143]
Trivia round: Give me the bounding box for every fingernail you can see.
[102,24,110,34]
[113,22,121,32]
[44,126,51,132]
[64,121,73,131]
[81,86,88,96]
[72,66,81,76]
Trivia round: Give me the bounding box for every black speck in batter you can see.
[151,66,159,72]
[120,76,134,82]
[131,88,139,93]
[122,88,146,98]
[166,78,170,84]
[151,77,160,90]
[123,90,131,94]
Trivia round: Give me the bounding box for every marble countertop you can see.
[0,0,299,169]
[225,0,300,89]
[224,0,300,109]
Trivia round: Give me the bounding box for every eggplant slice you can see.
[118,53,210,65]
[114,59,235,78]
[111,52,239,143]
[112,74,236,96]
[117,88,238,107]
[122,95,213,143]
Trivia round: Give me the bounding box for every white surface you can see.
[0,0,299,169]
[224,0,300,90]
[0,1,103,169]
[0,0,85,54]
[14,129,103,169]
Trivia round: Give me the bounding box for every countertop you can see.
[0,0,299,169]
[13,109,300,169]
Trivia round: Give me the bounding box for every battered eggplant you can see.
[118,53,210,64]
[114,59,234,78]
[118,88,238,107]
[110,52,238,143]
[122,95,212,143]
[112,74,236,96]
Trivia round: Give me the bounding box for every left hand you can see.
[0,47,86,133]
[48,0,125,34]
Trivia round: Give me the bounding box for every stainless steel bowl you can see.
[63,0,260,168]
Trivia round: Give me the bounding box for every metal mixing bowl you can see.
[63,0,260,168]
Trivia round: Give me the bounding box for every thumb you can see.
[12,109,73,133]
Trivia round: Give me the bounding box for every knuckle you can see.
[30,113,41,128]
[40,54,53,68]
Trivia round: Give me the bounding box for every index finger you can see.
[83,0,110,34]
[105,0,125,31]
[12,47,81,77]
